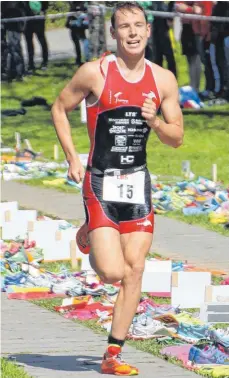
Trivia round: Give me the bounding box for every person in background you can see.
[88,1,107,60]
[24,1,49,74]
[221,2,229,101]
[137,1,154,60]
[210,1,229,101]
[66,1,90,66]
[175,1,201,92]
[1,20,8,80]
[152,1,177,77]
[1,1,26,81]
[192,1,214,100]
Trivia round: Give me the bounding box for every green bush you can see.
[46,1,69,30]
[47,1,69,13]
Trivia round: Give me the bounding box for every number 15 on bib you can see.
[103,171,145,204]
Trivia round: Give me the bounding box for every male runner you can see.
[52,2,183,375]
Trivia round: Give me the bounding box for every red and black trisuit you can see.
[83,54,161,234]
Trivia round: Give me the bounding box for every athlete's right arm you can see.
[51,62,96,183]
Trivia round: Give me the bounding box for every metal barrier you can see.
[1,10,229,23]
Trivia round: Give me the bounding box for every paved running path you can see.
[1,293,197,378]
[2,180,229,272]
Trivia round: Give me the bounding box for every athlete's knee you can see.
[99,268,125,284]
[89,256,124,283]
[124,262,145,283]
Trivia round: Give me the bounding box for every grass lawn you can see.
[1,45,229,235]
[1,358,32,378]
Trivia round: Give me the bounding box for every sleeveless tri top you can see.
[86,54,161,171]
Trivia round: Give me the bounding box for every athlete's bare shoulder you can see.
[63,60,101,97]
[77,59,99,74]
[150,62,178,101]
[74,56,109,78]
[86,55,110,77]
[71,60,98,88]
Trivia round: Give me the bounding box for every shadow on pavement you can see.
[11,353,102,373]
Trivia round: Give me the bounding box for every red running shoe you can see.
[101,345,139,376]
[76,223,90,254]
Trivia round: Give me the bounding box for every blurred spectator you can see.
[193,1,214,100]
[24,1,49,73]
[176,1,201,91]
[66,1,90,66]
[152,1,177,77]
[222,2,229,100]
[137,1,154,60]
[1,22,8,79]
[210,1,229,100]
[88,1,107,59]
[1,1,26,81]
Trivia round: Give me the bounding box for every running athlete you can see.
[52,2,183,375]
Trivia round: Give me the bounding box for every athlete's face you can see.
[111,8,150,57]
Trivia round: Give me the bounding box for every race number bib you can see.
[103,171,145,204]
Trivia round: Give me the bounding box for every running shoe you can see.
[128,316,173,340]
[76,223,90,254]
[4,272,28,287]
[101,345,139,376]
[103,284,120,296]
[5,248,28,263]
[188,345,229,365]
[51,277,84,295]
[26,274,53,289]
[177,323,209,342]
[198,365,229,377]
[210,328,229,348]
[85,285,105,296]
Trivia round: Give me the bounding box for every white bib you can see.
[103,171,145,204]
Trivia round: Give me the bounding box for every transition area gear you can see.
[82,54,161,234]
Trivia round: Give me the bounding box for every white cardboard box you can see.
[29,225,80,262]
[171,272,211,308]
[141,260,172,293]
[2,210,37,239]
[205,285,229,303]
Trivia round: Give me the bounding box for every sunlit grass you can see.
[1,358,32,378]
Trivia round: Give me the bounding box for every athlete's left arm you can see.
[152,71,184,148]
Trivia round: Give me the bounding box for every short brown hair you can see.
[111,2,148,29]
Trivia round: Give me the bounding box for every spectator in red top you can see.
[175,1,202,92]
[192,1,212,39]
[192,1,215,100]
